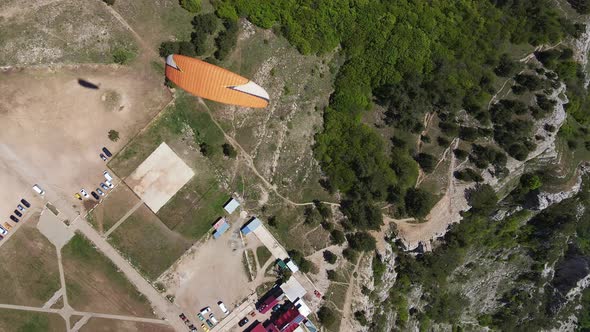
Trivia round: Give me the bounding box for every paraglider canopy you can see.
[165,54,269,108]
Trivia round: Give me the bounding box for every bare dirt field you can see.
[89,184,141,234]
[158,213,260,321]
[0,65,170,221]
[125,142,194,213]
[0,0,136,66]
[62,233,156,317]
[80,317,174,332]
[108,204,192,280]
[0,215,60,306]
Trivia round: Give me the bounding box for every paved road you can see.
[71,218,186,331]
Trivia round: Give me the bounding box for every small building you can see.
[280,277,306,302]
[213,222,230,239]
[213,217,226,230]
[223,197,240,214]
[249,322,266,332]
[241,217,262,235]
[294,299,311,317]
[286,260,299,273]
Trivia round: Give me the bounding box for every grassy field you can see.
[256,246,272,266]
[324,283,348,332]
[88,185,141,234]
[0,309,65,332]
[80,317,174,332]
[62,233,155,317]
[0,0,136,66]
[108,205,191,280]
[0,218,60,306]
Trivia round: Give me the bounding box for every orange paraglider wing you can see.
[165,54,269,108]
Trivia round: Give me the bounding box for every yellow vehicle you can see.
[3,223,12,230]
[201,324,210,332]
[74,193,82,200]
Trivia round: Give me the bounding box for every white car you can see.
[0,226,8,236]
[103,170,113,182]
[104,180,114,188]
[100,183,109,191]
[80,189,89,198]
[96,188,105,196]
[209,314,218,325]
[200,307,211,316]
[32,184,45,195]
[217,301,229,315]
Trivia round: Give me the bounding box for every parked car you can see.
[238,317,249,327]
[20,199,31,208]
[91,191,100,200]
[206,319,214,328]
[218,301,229,315]
[102,147,112,157]
[201,323,210,332]
[100,183,109,191]
[32,184,45,195]
[74,193,82,200]
[179,313,187,321]
[209,314,218,325]
[16,204,25,211]
[103,170,113,182]
[3,223,12,230]
[100,153,107,161]
[197,313,205,321]
[96,188,105,196]
[0,226,8,236]
[13,210,22,218]
[200,307,211,316]
[80,189,89,198]
[104,180,114,188]
[10,215,19,223]
[272,303,282,312]
[0,235,3,240]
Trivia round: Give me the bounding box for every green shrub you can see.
[179,0,201,13]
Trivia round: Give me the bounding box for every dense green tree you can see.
[346,232,376,252]
[318,306,336,326]
[323,250,337,264]
[330,229,345,245]
[215,19,239,60]
[405,188,435,219]
[466,184,498,215]
[222,143,237,158]
[414,153,436,173]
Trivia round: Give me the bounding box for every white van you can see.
[103,170,113,182]
[32,184,45,195]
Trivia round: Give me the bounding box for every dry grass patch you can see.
[62,233,155,317]
[0,216,60,306]
[0,309,65,332]
[80,317,174,332]
[88,184,140,234]
[108,205,192,280]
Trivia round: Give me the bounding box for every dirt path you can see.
[103,200,144,237]
[340,252,365,331]
[197,99,339,208]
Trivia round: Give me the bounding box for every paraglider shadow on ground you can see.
[78,79,99,89]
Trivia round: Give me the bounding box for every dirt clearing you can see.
[158,215,257,322]
[0,215,60,306]
[108,204,191,280]
[0,65,170,220]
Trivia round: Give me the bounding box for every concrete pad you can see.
[251,225,289,260]
[37,207,74,249]
[125,142,194,213]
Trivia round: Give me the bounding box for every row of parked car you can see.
[75,147,114,201]
[1,199,31,240]
[179,301,229,332]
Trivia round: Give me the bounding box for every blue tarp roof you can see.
[241,217,261,234]
[213,222,230,239]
